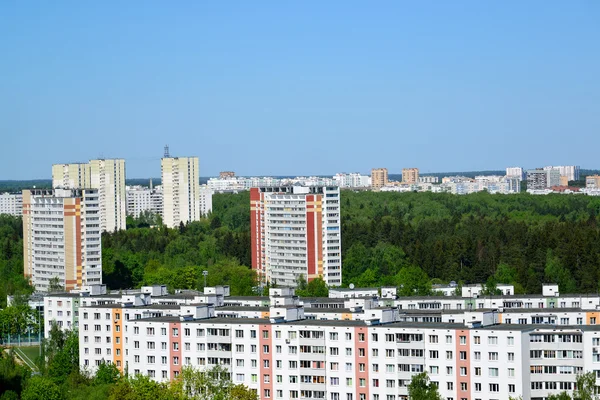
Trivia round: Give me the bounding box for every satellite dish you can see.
[349,283,355,290]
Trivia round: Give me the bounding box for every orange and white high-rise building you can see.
[23,189,102,292]
[250,186,341,287]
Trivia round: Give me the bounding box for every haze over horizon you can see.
[1,2,599,180]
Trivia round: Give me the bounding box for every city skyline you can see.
[2,2,599,179]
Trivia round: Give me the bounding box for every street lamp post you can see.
[202,271,208,288]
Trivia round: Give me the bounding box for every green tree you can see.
[395,266,432,296]
[48,276,64,292]
[407,372,442,400]
[21,376,64,400]
[93,361,121,385]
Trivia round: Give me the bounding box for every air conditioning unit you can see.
[285,339,291,344]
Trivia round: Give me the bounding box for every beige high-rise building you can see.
[90,159,126,232]
[52,159,126,232]
[371,168,388,190]
[161,156,200,228]
[402,168,419,184]
[23,189,102,292]
[52,163,91,189]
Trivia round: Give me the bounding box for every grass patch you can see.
[17,345,40,364]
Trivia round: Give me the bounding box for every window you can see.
[460,367,467,376]
[446,351,453,360]
[475,367,481,376]
[460,336,466,345]
[429,335,438,343]
[489,352,498,361]
[473,335,481,344]
[172,328,179,337]
[489,368,499,377]
[446,335,452,344]
[507,336,514,345]
[488,336,498,345]
[489,384,499,392]
[330,332,339,340]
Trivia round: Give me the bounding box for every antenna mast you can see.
[164,145,170,158]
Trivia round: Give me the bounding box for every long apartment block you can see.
[41,283,600,400]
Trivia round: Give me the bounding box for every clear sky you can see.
[1,1,598,179]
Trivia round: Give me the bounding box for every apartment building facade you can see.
[74,296,600,400]
[22,189,102,292]
[161,156,200,228]
[52,159,126,232]
[371,168,389,191]
[527,169,561,190]
[251,186,342,287]
[0,192,22,216]
[401,168,419,184]
[126,185,164,218]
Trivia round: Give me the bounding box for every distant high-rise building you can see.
[52,159,126,232]
[527,169,561,190]
[161,156,200,228]
[371,168,388,190]
[543,166,580,182]
[250,186,341,287]
[418,176,439,184]
[23,189,102,292]
[90,159,126,232]
[402,168,419,184]
[586,175,600,189]
[505,167,525,180]
[219,171,236,179]
[199,186,213,217]
[52,163,91,189]
[0,192,22,216]
[126,185,163,218]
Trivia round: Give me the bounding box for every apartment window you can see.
[172,328,179,337]
[489,384,499,392]
[330,332,339,340]
[508,368,515,377]
[489,352,498,361]
[429,335,438,343]
[459,336,466,345]
[460,382,467,391]
[508,352,514,361]
[447,382,453,390]
[446,335,452,344]
[460,367,467,376]
[263,330,269,339]
[473,335,481,344]
[488,336,498,345]
[460,351,467,360]
[489,368,499,377]
[345,333,352,340]
[446,351,453,360]
[475,383,481,392]
[507,336,514,345]
[509,384,515,393]
[429,350,439,359]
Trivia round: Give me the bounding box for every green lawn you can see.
[17,345,40,363]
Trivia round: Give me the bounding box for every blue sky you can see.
[1,1,598,179]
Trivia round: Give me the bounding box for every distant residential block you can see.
[370,168,388,190]
[401,168,419,184]
[505,166,525,180]
[586,175,600,189]
[527,169,561,190]
[543,165,580,181]
[0,192,22,216]
[52,159,126,232]
[161,156,200,228]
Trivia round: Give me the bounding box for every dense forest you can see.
[3,191,600,301]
